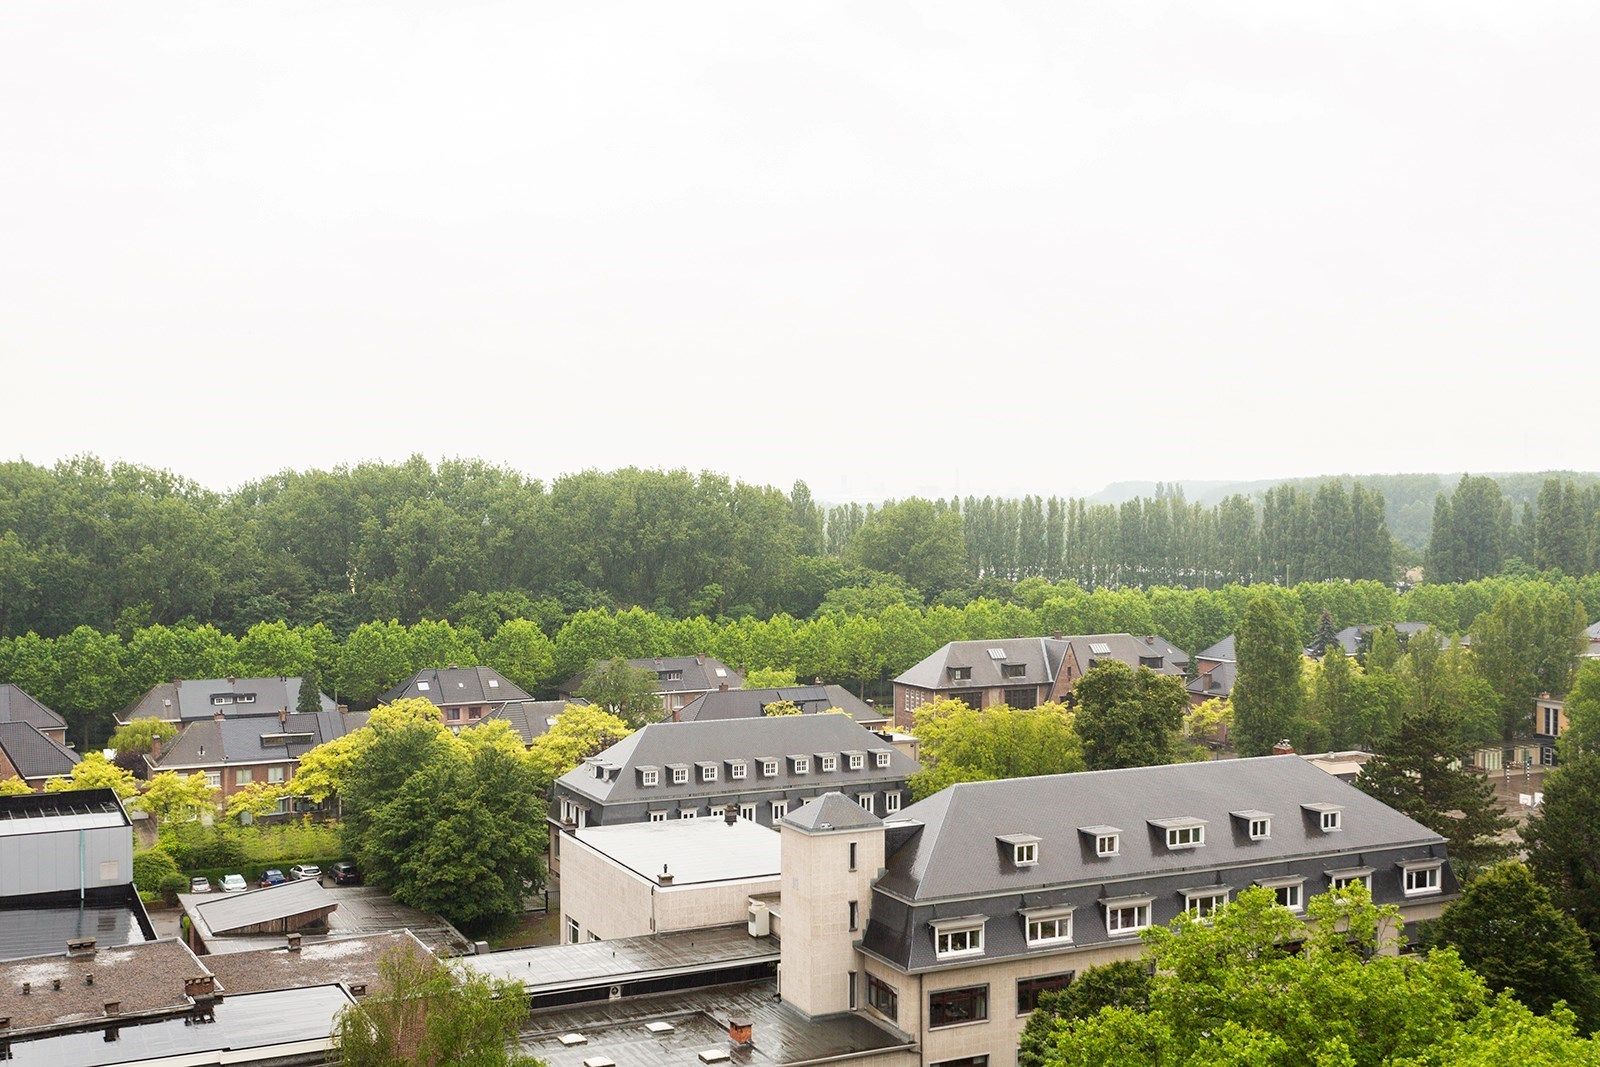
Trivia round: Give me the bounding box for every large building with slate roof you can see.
[147,707,367,801]
[892,633,1188,728]
[548,713,918,878]
[559,653,745,717]
[677,683,888,727]
[119,676,334,725]
[379,665,531,728]
[766,755,1455,1066]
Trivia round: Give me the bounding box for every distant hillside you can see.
[1090,472,1600,549]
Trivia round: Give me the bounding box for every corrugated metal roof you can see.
[182,879,335,936]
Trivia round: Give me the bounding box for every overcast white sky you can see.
[2,1,1596,501]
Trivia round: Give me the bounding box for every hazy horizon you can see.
[4,1,1596,501]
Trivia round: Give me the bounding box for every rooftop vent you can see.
[558,1033,587,1047]
[659,864,674,886]
[729,1016,753,1046]
[66,938,97,957]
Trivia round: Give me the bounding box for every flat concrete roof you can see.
[463,924,776,993]
[572,818,780,887]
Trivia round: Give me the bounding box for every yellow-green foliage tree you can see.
[140,770,218,827]
[0,776,33,796]
[44,752,140,800]
[909,698,1084,799]
[525,704,632,788]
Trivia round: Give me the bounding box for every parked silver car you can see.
[219,873,247,892]
[289,864,322,882]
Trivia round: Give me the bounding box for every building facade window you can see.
[1263,880,1304,911]
[930,1058,989,1067]
[649,811,667,823]
[885,791,902,813]
[641,768,659,786]
[1025,911,1073,946]
[929,985,989,1029]
[793,757,811,774]
[875,750,891,768]
[1403,865,1442,896]
[1329,872,1367,891]
[672,766,689,784]
[1166,824,1203,848]
[1248,818,1270,840]
[1542,706,1562,735]
[566,919,579,944]
[848,842,858,871]
[1016,973,1074,1015]
[730,761,747,780]
[679,809,698,820]
[858,792,875,812]
[701,764,718,782]
[1106,902,1151,935]
[848,970,858,1010]
[771,800,788,819]
[867,974,898,1020]
[849,900,859,931]
[1096,833,1119,857]
[267,766,285,784]
[1013,842,1038,866]
[235,768,254,785]
[1185,890,1228,917]
[1004,687,1038,709]
[821,755,838,773]
[204,771,221,789]
[1321,810,1342,832]
[739,803,756,821]
[848,753,864,770]
[934,923,985,959]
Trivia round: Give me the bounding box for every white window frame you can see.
[1321,810,1342,832]
[933,922,985,960]
[1013,842,1038,866]
[1248,818,1270,840]
[1261,879,1304,912]
[1329,873,1366,891]
[204,771,221,789]
[701,764,719,783]
[649,811,667,823]
[670,766,688,784]
[848,753,864,770]
[1105,902,1151,936]
[1402,864,1442,897]
[884,791,902,813]
[641,768,659,787]
[821,755,838,773]
[567,918,580,944]
[1024,909,1074,947]
[1184,889,1228,917]
[739,803,756,821]
[771,800,789,819]
[709,805,727,819]
[762,758,779,777]
[1095,834,1120,857]
[1166,824,1204,849]
[874,750,891,768]
[857,792,875,812]
[267,766,285,784]
[793,757,810,774]
[729,761,747,780]
[679,809,698,820]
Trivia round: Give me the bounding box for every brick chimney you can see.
[66,939,97,958]
[1144,635,1154,645]
[1051,631,1064,641]
[185,976,216,1001]
[724,806,737,826]
[103,1001,121,1017]
[213,709,224,722]
[696,653,705,665]
[1272,739,1295,756]
[718,683,729,692]
[728,1016,753,1046]
[278,707,289,726]
[149,736,162,761]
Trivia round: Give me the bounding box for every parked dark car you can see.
[259,868,288,887]
[329,861,360,886]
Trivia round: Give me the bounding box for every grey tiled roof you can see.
[149,710,367,770]
[782,791,885,833]
[1330,622,1441,656]
[556,714,918,806]
[122,677,334,722]
[0,684,67,732]
[878,755,1445,903]
[488,699,578,745]
[894,633,1187,691]
[677,684,885,724]
[380,666,530,706]
[1187,660,1236,700]
[561,655,744,696]
[0,721,80,781]
[1198,634,1235,661]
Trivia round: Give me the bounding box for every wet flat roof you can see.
[0,893,152,962]
[463,924,778,992]
[518,980,915,1066]
[572,819,781,886]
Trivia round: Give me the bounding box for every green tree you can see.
[1524,754,1600,954]
[847,499,967,598]
[1232,594,1305,755]
[296,667,325,714]
[761,699,802,716]
[1429,863,1600,1032]
[1471,585,1584,740]
[574,656,662,727]
[108,717,180,755]
[333,946,545,1066]
[1073,661,1188,770]
[523,704,633,789]
[744,666,797,688]
[480,619,556,695]
[0,776,33,796]
[1558,659,1600,761]
[1020,960,1152,1067]
[43,752,139,799]
[1356,707,1513,875]
[909,699,1084,799]
[140,770,219,828]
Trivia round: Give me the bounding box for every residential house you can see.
[0,720,80,789]
[893,633,1188,728]
[379,665,530,729]
[1533,692,1568,767]
[0,683,69,744]
[119,676,335,726]
[488,697,577,746]
[1324,622,1445,657]
[548,713,919,878]
[1188,634,1236,707]
[1586,620,1600,658]
[560,654,745,716]
[677,683,889,728]
[146,707,368,802]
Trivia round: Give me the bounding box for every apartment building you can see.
[119,676,335,725]
[379,665,531,728]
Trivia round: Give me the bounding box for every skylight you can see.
[1089,642,1112,655]
[987,648,1008,660]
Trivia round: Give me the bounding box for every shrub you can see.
[132,847,181,892]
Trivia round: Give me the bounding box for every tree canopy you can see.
[1523,754,1600,955]
[1231,593,1305,755]
[908,698,1084,799]
[574,656,662,727]
[1072,660,1188,770]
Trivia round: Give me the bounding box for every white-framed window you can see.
[1403,865,1442,896]
[641,768,659,787]
[1095,834,1119,857]
[1025,910,1073,946]
[1166,824,1203,849]
[762,758,779,777]
[1105,902,1151,936]
[1321,810,1342,832]
[701,764,719,782]
[771,800,789,819]
[1013,842,1038,866]
[649,811,667,823]
[235,768,254,785]
[1329,872,1366,891]
[933,922,985,959]
[848,753,864,770]
[679,809,698,820]
[874,750,891,768]
[730,761,747,780]
[857,792,875,812]
[1248,818,1270,840]
[671,766,689,785]
[236,693,255,704]
[1542,705,1562,736]
[739,803,756,821]
[821,755,838,773]
[267,766,285,784]
[416,681,430,692]
[885,791,902,813]
[1185,889,1228,917]
[1262,880,1303,912]
[793,757,811,774]
[709,805,727,819]
[566,919,580,944]
[204,771,221,789]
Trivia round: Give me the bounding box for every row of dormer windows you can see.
[632,748,892,786]
[1000,805,1345,867]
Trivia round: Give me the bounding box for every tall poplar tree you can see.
[1231,594,1304,756]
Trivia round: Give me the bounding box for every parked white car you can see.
[219,873,247,892]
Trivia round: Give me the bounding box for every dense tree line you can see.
[1428,474,1600,582]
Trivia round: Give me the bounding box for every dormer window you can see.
[1249,818,1270,839]
[949,666,972,681]
[1303,803,1343,832]
[932,918,986,959]
[699,763,718,783]
[761,758,779,777]
[1231,810,1272,840]
[820,755,838,773]
[1079,825,1121,857]
[640,767,659,787]
[1322,810,1341,832]
[791,755,810,774]
[874,750,891,768]
[1001,663,1026,678]
[1400,860,1443,897]
[670,765,689,785]
[658,670,683,682]
[729,761,747,780]
[1152,818,1207,850]
[1022,906,1074,946]
[1257,876,1305,912]
[998,833,1041,867]
[1102,895,1153,936]
[847,752,865,770]
[1183,887,1229,917]
[1327,867,1373,891]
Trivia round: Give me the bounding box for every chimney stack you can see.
[1145,635,1154,645]
[724,806,737,826]
[728,1016,753,1046]
[1051,631,1064,641]
[149,737,162,761]
[278,707,289,726]
[185,976,216,1001]
[213,709,224,722]
[286,933,302,953]
[1272,739,1296,756]
[696,654,705,665]
[718,683,729,692]
[66,939,97,958]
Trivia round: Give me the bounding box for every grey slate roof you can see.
[1197,634,1235,661]
[0,721,80,781]
[1329,622,1442,656]
[878,755,1445,903]
[488,699,579,745]
[894,633,1187,691]
[556,714,918,806]
[149,709,368,770]
[380,665,530,706]
[0,684,67,732]
[677,684,885,725]
[782,791,885,833]
[1187,660,1236,700]
[181,878,334,937]
[561,655,744,696]
[122,677,334,722]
